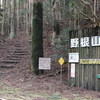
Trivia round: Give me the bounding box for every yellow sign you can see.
[58,57,65,65]
[80,59,100,64]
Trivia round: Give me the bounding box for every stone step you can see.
[14,50,28,53]
[10,48,22,51]
[0,65,14,68]
[13,52,28,55]
[7,55,24,58]
[14,44,22,47]
[15,49,24,51]
[8,48,28,52]
[0,48,6,49]
[0,60,19,63]
[2,57,21,61]
[0,72,7,74]
[7,58,21,60]
[7,50,28,54]
[15,43,20,45]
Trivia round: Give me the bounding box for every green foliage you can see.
[31,2,44,75]
[0,8,3,17]
[20,8,29,17]
[47,93,61,100]
[68,0,81,6]
[51,27,71,62]
[43,0,86,62]
[19,0,28,3]
[43,0,81,25]
[43,0,56,25]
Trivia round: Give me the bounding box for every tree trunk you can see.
[20,1,24,31]
[7,0,11,35]
[17,0,20,32]
[31,2,44,75]
[94,0,96,15]
[28,0,32,35]
[1,0,6,35]
[10,0,16,39]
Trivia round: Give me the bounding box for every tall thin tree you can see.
[17,0,20,32]
[10,0,16,39]
[1,0,6,35]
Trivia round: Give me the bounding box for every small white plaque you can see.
[69,53,79,63]
[39,58,51,70]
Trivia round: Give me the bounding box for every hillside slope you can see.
[0,32,100,100]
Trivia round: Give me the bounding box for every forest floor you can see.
[0,32,100,100]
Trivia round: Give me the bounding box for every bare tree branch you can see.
[80,0,99,27]
[73,2,95,23]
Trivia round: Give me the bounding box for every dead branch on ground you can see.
[40,69,65,78]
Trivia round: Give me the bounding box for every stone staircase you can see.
[0,41,30,69]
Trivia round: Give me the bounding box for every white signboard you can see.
[69,53,79,63]
[71,38,79,48]
[80,37,89,47]
[39,58,51,70]
[91,36,100,46]
[71,37,89,48]
[71,63,75,77]
[71,36,100,48]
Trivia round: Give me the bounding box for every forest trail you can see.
[0,32,32,87]
[0,31,31,70]
[0,39,29,69]
[0,32,100,100]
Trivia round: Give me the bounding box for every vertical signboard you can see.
[71,63,75,77]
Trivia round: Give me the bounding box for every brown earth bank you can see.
[0,32,100,100]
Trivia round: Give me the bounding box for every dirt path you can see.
[0,76,100,100]
[0,32,100,100]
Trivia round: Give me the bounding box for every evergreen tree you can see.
[31,2,44,75]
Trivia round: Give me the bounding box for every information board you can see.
[69,53,79,63]
[39,58,51,70]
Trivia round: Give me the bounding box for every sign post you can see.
[58,57,65,84]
